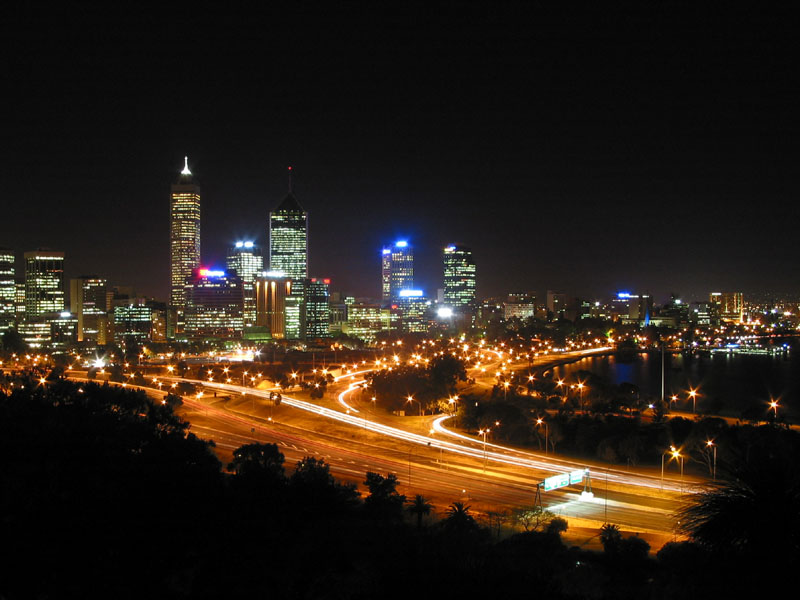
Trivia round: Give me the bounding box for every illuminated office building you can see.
[343,303,398,343]
[396,289,429,333]
[184,268,244,338]
[381,240,414,302]
[305,277,331,338]
[69,277,108,343]
[269,178,308,339]
[0,248,14,331]
[24,250,65,319]
[443,244,476,312]
[255,272,292,339]
[226,241,264,328]
[170,157,201,334]
[710,292,744,322]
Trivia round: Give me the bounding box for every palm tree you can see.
[678,427,800,567]
[442,501,477,533]
[407,494,433,529]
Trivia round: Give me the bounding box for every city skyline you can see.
[3,5,797,303]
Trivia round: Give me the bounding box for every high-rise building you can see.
[24,250,65,319]
[69,277,108,343]
[269,175,308,339]
[305,277,331,338]
[396,290,429,333]
[443,244,476,312]
[0,248,15,331]
[255,272,292,339]
[710,292,744,323]
[169,157,201,334]
[226,241,264,329]
[381,240,414,302]
[184,268,244,339]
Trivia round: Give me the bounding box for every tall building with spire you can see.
[169,157,201,335]
[269,167,308,339]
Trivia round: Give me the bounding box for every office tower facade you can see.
[255,273,292,339]
[70,277,108,343]
[443,244,476,310]
[24,250,65,319]
[381,240,414,302]
[184,269,244,338]
[710,292,744,322]
[396,290,429,333]
[226,241,264,329]
[169,157,201,334]
[269,186,308,339]
[0,248,14,331]
[305,277,331,338]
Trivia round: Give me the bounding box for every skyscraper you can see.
[69,277,108,343]
[269,171,308,339]
[0,248,14,331]
[24,250,65,319]
[170,157,201,334]
[184,268,244,338]
[305,277,331,338]
[381,240,413,302]
[443,244,476,311]
[226,241,264,329]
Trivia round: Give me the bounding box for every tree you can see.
[442,502,478,534]
[512,505,556,532]
[1,328,26,354]
[406,494,433,529]
[363,472,405,520]
[599,523,622,552]
[228,442,285,480]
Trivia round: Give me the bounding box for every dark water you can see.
[551,350,800,420]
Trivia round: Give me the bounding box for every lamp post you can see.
[478,427,490,471]
[503,380,510,400]
[661,446,684,491]
[536,418,548,456]
[688,389,698,413]
[577,382,585,412]
[706,440,717,480]
[770,399,779,422]
[407,395,422,416]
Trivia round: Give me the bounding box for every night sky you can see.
[3,4,797,304]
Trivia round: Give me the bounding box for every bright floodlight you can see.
[437,307,453,318]
[395,240,408,247]
[93,358,105,369]
[398,289,423,297]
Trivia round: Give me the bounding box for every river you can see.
[549,349,799,421]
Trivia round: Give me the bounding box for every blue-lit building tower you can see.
[381,240,414,303]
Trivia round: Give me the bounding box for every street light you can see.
[406,395,422,416]
[769,399,779,422]
[661,446,684,491]
[536,417,548,456]
[706,440,717,480]
[688,388,698,413]
[478,427,490,471]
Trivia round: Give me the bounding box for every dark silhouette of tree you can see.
[442,502,478,534]
[678,431,800,568]
[228,442,285,480]
[406,494,433,529]
[289,456,359,514]
[1,328,26,354]
[363,472,405,520]
[600,523,622,552]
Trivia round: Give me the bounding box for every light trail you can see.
[169,375,688,493]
